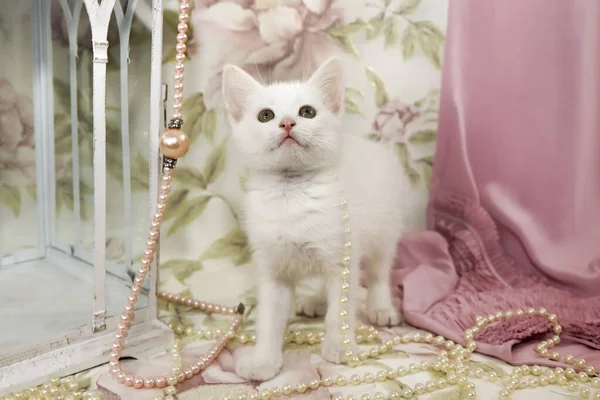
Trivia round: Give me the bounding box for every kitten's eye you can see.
[299,105,317,119]
[257,109,275,123]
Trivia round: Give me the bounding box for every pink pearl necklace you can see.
[108,0,245,396]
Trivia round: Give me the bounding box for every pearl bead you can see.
[568,381,579,392]
[159,129,190,159]
[565,355,575,364]
[296,382,307,393]
[425,381,436,392]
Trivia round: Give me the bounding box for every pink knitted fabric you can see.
[387,0,600,368]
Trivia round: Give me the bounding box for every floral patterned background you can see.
[0,0,446,331]
[158,0,447,292]
[0,0,446,280]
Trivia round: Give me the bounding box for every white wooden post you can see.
[82,0,116,333]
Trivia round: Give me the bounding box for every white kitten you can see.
[222,58,405,381]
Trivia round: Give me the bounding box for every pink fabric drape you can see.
[392,0,600,367]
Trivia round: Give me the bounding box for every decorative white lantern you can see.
[0,0,171,392]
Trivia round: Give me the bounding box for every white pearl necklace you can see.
[153,178,599,400]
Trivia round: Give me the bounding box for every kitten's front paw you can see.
[235,348,283,381]
[367,306,402,326]
[295,296,327,318]
[320,334,357,364]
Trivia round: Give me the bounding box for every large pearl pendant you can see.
[159,128,190,159]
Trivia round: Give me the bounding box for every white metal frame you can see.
[0,0,171,393]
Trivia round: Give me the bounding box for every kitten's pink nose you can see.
[279,118,296,133]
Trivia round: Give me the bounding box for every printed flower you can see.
[0,78,36,188]
[192,0,364,108]
[372,99,420,143]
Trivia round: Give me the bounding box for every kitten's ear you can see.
[222,65,261,122]
[308,57,345,115]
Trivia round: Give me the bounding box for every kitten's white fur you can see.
[222,58,405,381]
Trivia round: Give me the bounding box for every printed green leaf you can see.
[161,259,204,284]
[345,87,364,115]
[331,35,359,57]
[414,20,445,69]
[129,18,152,47]
[53,79,71,113]
[203,139,228,185]
[106,120,123,149]
[242,287,257,308]
[381,379,411,394]
[164,188,190,221]
[55,178,72,216]
[366,13,385,40]
[201,109,217,143]
[106,150,124,185]
[394,142,421,188]
[162,45,178,65]
[365,68,389,108]
[427,387,470,400]
[131,152,150,192]
[401,24,417,60]
[173,167,207,189]
[416,155,434,189]
[0,185,21,217]
[416,155,434,166]
[239,169,250,193]
[26,185,36,201]
[326,20,362,56]
[53,78,95,124]
[200,228,251,266]
[469,360,506,378]
[79,181,92,220]
[406,165,421,187]
[395,0,422,15]
[54,114,73,154]
[365,133,381,142]
[345,97,363,115]
[167,195,212,236]
[181,92,207,143]
[54,177,91,219]
[376,349,409,359]
[327,19,367,37]
[345,87,364,98]
[409,129,437,144]
[383,17,400,49]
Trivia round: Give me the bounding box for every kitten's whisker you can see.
[253,58,266,86]
[268,58,273,84]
